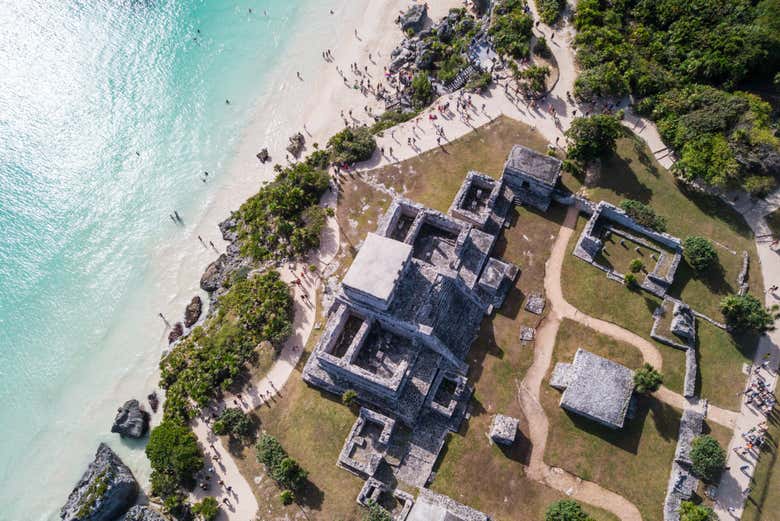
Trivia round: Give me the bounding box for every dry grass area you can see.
[542,319,680,521]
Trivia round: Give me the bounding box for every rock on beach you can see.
[111,399,150,439]
[183,295,202,328]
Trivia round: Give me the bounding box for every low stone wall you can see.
[663,407,705,520]
[738,250,750,296]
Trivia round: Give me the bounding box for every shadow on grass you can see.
[677,182,753,239]
[563,396,678,454]
[598,151,654,203]
[669,258,733,299]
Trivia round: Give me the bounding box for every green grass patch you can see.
[542,319,680,521]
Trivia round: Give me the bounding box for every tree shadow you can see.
[598,151,654,203]
[669,258,732,299]
[676,182,754,239]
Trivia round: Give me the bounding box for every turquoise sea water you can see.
[0,0,311,518]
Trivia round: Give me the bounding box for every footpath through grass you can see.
[542,319,679,521]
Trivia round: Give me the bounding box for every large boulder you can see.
[200,254,227,292]
[111,399,150,439]
[183,296,202,328]
[168,322,184,344]
[121,506,168,521]
[60,443,139,521]
[399,4,427,34]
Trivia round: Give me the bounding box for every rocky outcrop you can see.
[184,296,202,328]
[168,322,184,344]
[111,399,150,439]
[147,391,159,413]
[60,443,139,521]
[121,506,168,521]
[200,254,227,292]
[398,4,427,33]
[256,148,269,163]
[286,132,305,157]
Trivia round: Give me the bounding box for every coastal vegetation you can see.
[411,72,434,109]
[191,497,220,521]
[536,0,567,25]
[414,8,483,85]
[256,433,309,502]
[545,499,595,521]
[719,293,773,332]
[328,126,377,164]
[572,0,780,190]
[511,63,551,98]
[160,270,293,421]
[679,501,715,521]
[618,199,666,232]
[212,407,253,439]
[146,418,203,512]
[490,0,534,59]
[233,159,330,261]
[370,109,418,134]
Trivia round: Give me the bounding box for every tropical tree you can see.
[192,497,220,521]
[720,294,773,332]
[683,236,718,273]
[679,501,715,521]
[565,115,623,162]
[690,435,726,482]
[634,363,663,394]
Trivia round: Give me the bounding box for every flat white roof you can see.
[342,233,411,304]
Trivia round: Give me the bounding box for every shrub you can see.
[536,0,566,25]
[364,499,393,521]
[212,407,253,439]
[690,435,726,482]
[146,419,204,494]
[679,501,715,521]
[720,294,773,332]
[634,363,663,394]
[545,499,594,521]
[744,175,775,196]
[370,110,418,134]
[328,126,376,164]
[619,199,667,232]
[683,236,718,273]
[280,489,295,505]
[629,259,644,273]
[192,497,220,521]
[514,64,551,97]
[411,73,433,109]
[565,115,623,162]
[465,71,493,91]
[256,433,308,491]
[489,1,533,59]
[342,389,358,406]
[624,273,639,288]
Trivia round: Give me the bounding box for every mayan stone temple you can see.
[302,145,562,517]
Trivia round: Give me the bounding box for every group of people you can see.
[743,363,777,416]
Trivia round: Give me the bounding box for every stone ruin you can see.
[489,414,519,445]
[573,201,683,298]
[650,298,698,398]
[663,408,705,521]
[501,145,563,212]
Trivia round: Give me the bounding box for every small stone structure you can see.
[573,201,683,298]
[650,298,698,398]
[342,233,412,311]
[338,408,396,478]
[519,326,535,342]
[357,478,414,520]
[501,145,562,211]
[407,488,490,521]
[551,348,636,429]
[663,407,705,521]
[738,250,750,296]
[489,414,519,445]
[524,293,546,315]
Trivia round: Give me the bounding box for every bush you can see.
[212,407,253,439]
[465,71,493,91]
[256,433,308,491]
[328,126,376,164]
[744,175,776,196]
[146,419,204,494]
[629,259,644,273]
[489,0,533,59]
[514,64,551,97]
[342,389,358,406]
[370,110,418,134]
[720,294,773,332]
[536,0,566,25]
[624,273,639,288]
[565,115,623,162]
[192,497,220,521]
[683,236,718,273]
[619,199,667,232]
[411,73,434,109]
[679,501,715,521]
[545,499,594,521]
[633,363,663,394]
[690,435,726,482]
[364,499,393,521]
[280,489,296,505]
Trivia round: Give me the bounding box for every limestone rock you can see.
[183,295,202,328]
[398,4,427,34]
[111,399,150,439]
[671,302,696,341]
[200,254,227,292]
[286,132,305,157]
[256,148,269,163]
[60,443,139,521]
[121,506,168,521]
[147,391,159,413]
[168,322,184,344]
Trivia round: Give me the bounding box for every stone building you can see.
[550,348,636,429]
[501,144,562,211]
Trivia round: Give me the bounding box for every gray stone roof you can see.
[549,362,572,390]
[407,488,490,521]
[560,349,635,429]
[343,233,411,304]
[503,144,562,186]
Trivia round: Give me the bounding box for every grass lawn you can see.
[560,133,762,410]
[431,206,618,521]
[562,133,764,320]
[542,319,680,521]
[743,412,780,521]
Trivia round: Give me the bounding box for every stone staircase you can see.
[446,65,479,92]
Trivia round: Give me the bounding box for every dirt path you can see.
[189,194,340,521]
